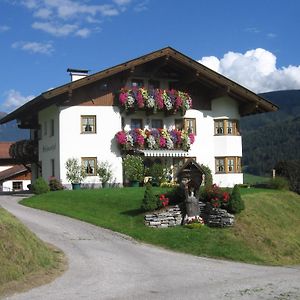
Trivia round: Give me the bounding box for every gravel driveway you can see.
[1,194,300,300]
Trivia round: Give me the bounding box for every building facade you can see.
[0,47,278,188]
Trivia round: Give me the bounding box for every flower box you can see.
[118,87,192,115]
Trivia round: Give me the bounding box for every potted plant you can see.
[123,154,144,187]
[97,161,113,188]
[65,158,86,189]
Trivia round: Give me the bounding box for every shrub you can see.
[268,176,290,190]
[65,158,86,183]
[141,183,159,211]
[97,161,113,186]
[123,155,144,182]
[32,177,50,195]
[200,184,230,209]
[149,163,165,186]
[49,177,64,191]
[227,185,245,214]
[167,185,186,205]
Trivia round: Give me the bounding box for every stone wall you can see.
[144,205,182,228]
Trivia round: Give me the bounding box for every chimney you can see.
[67,68,89,82]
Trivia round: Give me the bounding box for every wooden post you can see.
[272,169,276,179]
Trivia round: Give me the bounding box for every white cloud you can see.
[18,0,131,37]
[2,90,34,112]
[12,41,54,55]
[198,48,300,93]
[0,25,10,32]
[32,21,78,37]
[75,28,90,38]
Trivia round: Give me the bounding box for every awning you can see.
[138,150,188,157]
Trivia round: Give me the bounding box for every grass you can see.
[0,207,64,296]
[243,173,270,185]
[20,187,300,265]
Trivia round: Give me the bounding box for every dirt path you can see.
[1,195,300,300]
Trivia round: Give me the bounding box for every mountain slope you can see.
[241,90,300,175]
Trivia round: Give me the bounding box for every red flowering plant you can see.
[202,184,230,209]
[158,194,169,208]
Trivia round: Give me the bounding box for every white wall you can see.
[59,105,123,186]
[2,180,31,191]
[38,105,60,182]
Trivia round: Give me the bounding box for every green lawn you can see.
[243,173,270,185]
[20,187,300,265]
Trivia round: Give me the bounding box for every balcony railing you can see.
[9,140,38,163]
[115,128,195,152]
[118,87,192,115]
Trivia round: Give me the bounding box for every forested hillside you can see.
[241,90,300,175]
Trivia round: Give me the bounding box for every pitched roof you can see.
[0,164,29,181]
[0,46,278,125]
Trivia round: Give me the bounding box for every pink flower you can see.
[155,89,164,109]
[115,131,127,145]
[189,133,195,144]
[136,134,145,146]
[159,137,166,147]
[137,90,144,108]
[119,92,127,105]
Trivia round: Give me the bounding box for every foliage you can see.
[97,161,113,186]
[268,176,290,190]
[200,184,230,209]
[49,177,64,191]
[21,188,300,265]
[141,183,159,211]
[65,158,86,183]
[123,154,144,182]
[227,185,245,214]
[241,90,300,176]
[32,177,50,195]
[116,128,195,151]
[275,160,300,194]
[149,163,165,186]
[199,164,213,187]
[167,185,186,205]
[185,216,205,229]
[160,181,179,188]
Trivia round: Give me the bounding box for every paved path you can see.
[1,195,300,300]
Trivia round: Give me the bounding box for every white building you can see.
[0,47,277,188]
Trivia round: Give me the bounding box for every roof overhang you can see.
[0,46,278,126]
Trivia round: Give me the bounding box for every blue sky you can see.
[1,0,300,112]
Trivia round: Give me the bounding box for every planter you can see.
[130,180,140,187]
[71,183,81,190]
[102,182,109,188]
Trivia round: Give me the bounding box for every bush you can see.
[199,184,230,209]
[97,161,113,186]
[149,163,165,186]
[167,185,186,205]
[49,177,64,191]
[227,185,245,214]
[32,177,50,195]
[123,155,144,182]
[141,183,159,211]
[268,176,290,190]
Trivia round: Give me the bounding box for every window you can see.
[51,159,55,177]
[131,119,143,129]
[81,115,96,133]
[50,119,54,137]
[13,181,23,191]
[151,119,163,129]
[82,157,97,176]
[214,119,239,135]
[215,157,242,173]
[175,118,196,135]
[184,118,196,135]
[148,80,160,89]
[131,79,144,88]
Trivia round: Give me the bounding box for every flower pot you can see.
[71,183,81,190]
[130,180,140,187]
[102,182,109,188]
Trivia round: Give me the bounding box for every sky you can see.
[1,0,300,113]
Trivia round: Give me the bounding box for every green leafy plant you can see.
[123,154,144,182]
[141,182,159,211]
[268,176,290,190]
[97,161,113,187]
[200,184,230,208]
[49,177,64,191]
[228,185,245,214]
[32,177,50,194]
[65,158,86,183]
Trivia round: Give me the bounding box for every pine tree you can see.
[141,183,158,212]
[228,185,245,214]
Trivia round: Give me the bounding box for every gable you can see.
[0,47,278,128]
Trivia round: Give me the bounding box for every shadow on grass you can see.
[121,208,144,217]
